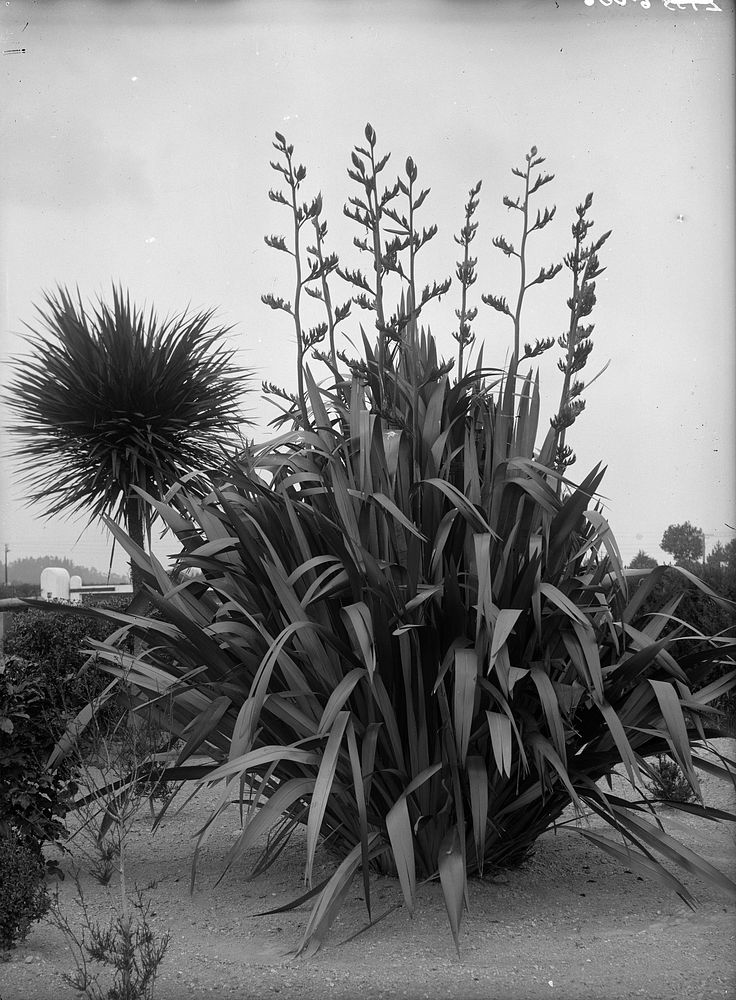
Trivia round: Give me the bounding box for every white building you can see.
[40,566,133,603]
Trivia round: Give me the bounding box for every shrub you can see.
[47,663,173,999]
[0,833,50,951]
[627,562,736,734]
[62,678,176,885]
[50,881,170,1000]
[644,754,697,805]
[4,605,122,719]
[56,126,736,956]
[0,655,78,850]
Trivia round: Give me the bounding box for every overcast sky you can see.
[1,0,734,579]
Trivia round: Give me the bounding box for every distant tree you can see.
[629,550,658,569]
[660,521,704,566]
[705,539,736,593]
[707,539,736,571]
[707,541,728,569]
[6,286,252,596]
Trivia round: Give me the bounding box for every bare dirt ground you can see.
[2,741,735,1000]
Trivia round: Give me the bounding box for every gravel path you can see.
[2,742,735,1000]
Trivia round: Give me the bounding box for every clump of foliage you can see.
[661,521,706,566]
[57,674,175,887]
[629,550,658,570]
[47,661,173,998]
[89,840,118,887]
[644,754,698,805]
[50,882,169,1000]
[4,606,123,722]
[52,126,736,958]
[0,582,40,599]
[0,655,78,851]
[0,833,50,951]
[628,534,736,732]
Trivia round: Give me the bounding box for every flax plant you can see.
[262,132,351,423]
[482,146,561,365]
[551,192,611,472]
[453,180,482,379]
[51,127,736,959]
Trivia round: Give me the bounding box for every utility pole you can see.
[1,544,8,655]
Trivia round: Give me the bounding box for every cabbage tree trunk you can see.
[125,494,147,605]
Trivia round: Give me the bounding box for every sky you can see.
[0,0,734,580]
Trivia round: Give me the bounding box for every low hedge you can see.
[3,602,125,718]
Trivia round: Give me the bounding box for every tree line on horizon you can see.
[3,555,129,588]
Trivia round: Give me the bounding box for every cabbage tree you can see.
[6,285,251,594]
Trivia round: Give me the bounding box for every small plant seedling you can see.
[49,878,170,1000]
[644,754,698,805]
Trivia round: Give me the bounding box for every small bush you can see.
[50,881,170,1000]
[627,564,736,731]
[48,663,174,997]
[0,655,78,850]
[0,834,50,951]
[644,754,697,805]
[4,606,122,719]
[65,690,176,882]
